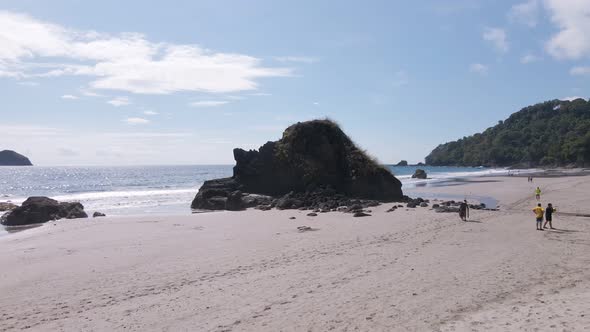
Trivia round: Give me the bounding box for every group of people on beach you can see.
[531,186,556,231]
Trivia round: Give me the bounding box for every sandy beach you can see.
[1,175,589,331]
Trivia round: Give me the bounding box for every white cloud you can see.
[0,10,292,95]
[469,63,489,75]
[274,56,319,63]
[80,89,102,97]
[0,124,64,137]
[250,92,271,96]
[124,117,150,125]
[61,94,78,100]
[189,100,229,108]
[545,0,590,59]
[508,0,540,27]
[521,54,541,64]
[17,81,39,86]
[107,96,131,107]
[483,28,509,53]
[570,66,590,76]
[143,110,159,115]
[313,102,319,105]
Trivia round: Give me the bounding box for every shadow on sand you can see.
[546,228,579,234]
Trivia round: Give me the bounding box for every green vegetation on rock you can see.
[425,99,590,167]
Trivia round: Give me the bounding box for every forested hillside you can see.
[425,99,590,167]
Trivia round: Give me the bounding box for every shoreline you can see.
[4,168,589,237]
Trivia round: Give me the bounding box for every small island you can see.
[0,150,33,166]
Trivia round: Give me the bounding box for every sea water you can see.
[0,165,519,219]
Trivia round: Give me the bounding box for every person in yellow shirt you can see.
[535,187,541,200]
[533,203,544,231]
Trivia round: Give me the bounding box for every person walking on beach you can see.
[533,203,544,231]
[459,200,469,221]
[535,187,541,200]
[543,203,556,229]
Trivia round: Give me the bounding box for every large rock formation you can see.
[192,120,404,210]
[0,150,33,166]
[0,196,88,226]
[396,160,408,166]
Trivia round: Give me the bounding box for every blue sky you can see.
[1,0,589,165]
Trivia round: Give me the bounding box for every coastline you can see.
[1,175,589,331]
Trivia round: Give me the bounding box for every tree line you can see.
[425,99,590,167]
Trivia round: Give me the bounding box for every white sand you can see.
[1,176,589,331]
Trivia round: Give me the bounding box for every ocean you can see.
[0,165,513,219]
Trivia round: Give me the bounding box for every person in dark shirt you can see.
[459,200,469,221]
[543,203,556,229]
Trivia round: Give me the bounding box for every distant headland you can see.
[425,99,590,168]
[0,150,33,166]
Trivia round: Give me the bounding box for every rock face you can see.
[0,150,33,166]
[412,169,427,179]
[192,120,404,210]
[0,196,88,226]
[396,160,408,166]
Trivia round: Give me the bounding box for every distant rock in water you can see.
[192,119,404,210]
[1,196,88,226]
[396,160,408,166]
[412,169,427,179]
[0,150,33,166]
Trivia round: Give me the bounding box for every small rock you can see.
[353,211,371,217]
[419,202,428,207]
[92,212,106,218]
[289,216,296,220]
[297,226,313,232]
[307,212,318,217]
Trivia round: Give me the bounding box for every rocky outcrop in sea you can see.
[412,169,427,179]
[0,150,33,166]
[192,120,405,211]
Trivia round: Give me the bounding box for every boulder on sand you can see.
[412,169,427,179]
[192,120,404,210]
[0,196,88,226]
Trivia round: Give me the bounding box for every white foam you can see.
[398,168,541,185]
[51,188,198,201]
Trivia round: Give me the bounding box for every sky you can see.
[1,0,589,166]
